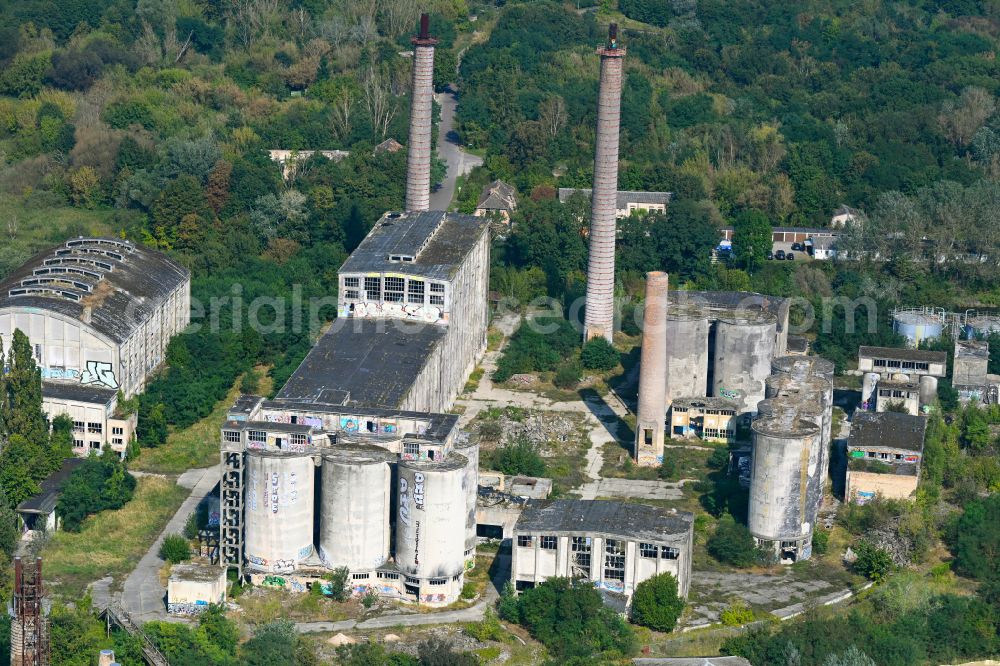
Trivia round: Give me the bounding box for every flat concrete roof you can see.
[956,339,989,358]
[849,411,927,453]
[42,381,116,406]
[859,346,947,364]
[17,457,86,515]
[275,319,446,410]
[339,211,487,281]
[515,499,693,542]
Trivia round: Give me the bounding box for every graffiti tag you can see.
[80,360,119,389]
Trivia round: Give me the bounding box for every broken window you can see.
[407,279,425,304]
[223,430,241,443]
[639,543,657,559]
[517,535,533,547]
[662,547,680,560]
[364,277,381,300]
[344,276,359,288]
[604,539,625,581]
[384,276,405,302]
[248,430,266,443]
[540,536,556,550]
[404,442,420,456]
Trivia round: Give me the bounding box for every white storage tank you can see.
[395,455,467,581]
[319,446,393,572]
[892,310,944,347]
[453,437,480,565]
[245,450,315,573]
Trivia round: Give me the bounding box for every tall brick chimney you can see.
[583,24,626,342]
[405,13,437,212]
[635,271,668,466]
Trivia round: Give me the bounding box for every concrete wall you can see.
[664,311,710,406]
[846,471,918,503]
[42,394,136,457]
[511,529,692,601]
[713,316,776,415]
[400,227,489,413]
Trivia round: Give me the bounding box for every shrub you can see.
[160,534,191,563]
[707,446,730,469]
[56,454,137,532]
[580,337,620,370]
[465,609,507,642]
[720,599,755,626]
[707,514,761,568]
[812,529,830,556]
[631,572,685,632]
[326,566,350,602]
[461,582,477,600]
[853,539,893,583]
[183,511,199,539]
[497,581,519,621]
[490,436,546,477]
[553,361,582,389]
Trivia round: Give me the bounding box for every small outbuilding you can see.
[167,563,227,614]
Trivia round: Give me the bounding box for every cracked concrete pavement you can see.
[120,465,219,623]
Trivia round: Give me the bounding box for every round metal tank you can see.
[892,311,943,347]
[749,415,821,543]
[967,315,1000,337]
[664,306,710,405]
[771,355,834,381]
[861,372,879,409]
[712,313,777,414]
[919,375,938,408]
[396,455,467,579]
[319,447,393,571]
[454,437,480,560]
[245,451,315,573]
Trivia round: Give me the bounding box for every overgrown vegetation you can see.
[56,452,136,532]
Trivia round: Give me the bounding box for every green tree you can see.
[707,514,761,567]
[823,645,877,666]
[553,361,582,389]
[417,636,477,666]
[950,494,1000,581]
[853,540,893,583]
[4,329,48,446]
[513,577,637,660]
[732,209,772,273]
[580,338,620,370]
[631,572,686,632]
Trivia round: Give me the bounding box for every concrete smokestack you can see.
[635,271,668,466]
[583,24,626,342]
[405,13,437,212]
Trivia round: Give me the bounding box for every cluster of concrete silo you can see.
[748,356,834,563]
[243,442,476,605]
[663,307,778,415]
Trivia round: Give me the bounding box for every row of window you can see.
[343,276,446,306]
[702,428,735,439]
[73,421,118,435]
[672,407,736,416]
[518,535,680,560]
[878,389,913,398]
[871,359,931,371]
[355,571,460,586]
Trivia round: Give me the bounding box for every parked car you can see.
[791,242,804,251]
[766,250,773,260]
[786,252,795,260]
[775,250,786,260]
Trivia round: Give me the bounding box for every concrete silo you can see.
[318,447,394,572]
[245,450,316,573]
[396,455,468,603]
[664,305,711,406]
[771,355,835,382]
[764,371,833,482]
[712,313,777,415]
[749,412,821,562]
[453,436,480,566]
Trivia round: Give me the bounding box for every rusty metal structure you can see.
[10,558,49,666]
[404,14,437,212]
[583,24,626,342]
[635,272,669,466]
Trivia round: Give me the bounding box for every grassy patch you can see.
[464,366,485,393]
[234,587,354,625]
[41,476,188,600]
[487,327,504,352]
[0,194,118,278]
[132,379,244,473]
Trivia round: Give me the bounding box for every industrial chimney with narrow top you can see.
[635,271,669,466]
[583,24,626,342]
[405,14,438,212]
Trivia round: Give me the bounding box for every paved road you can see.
[429,90,482,211]
[120,465,220,623]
